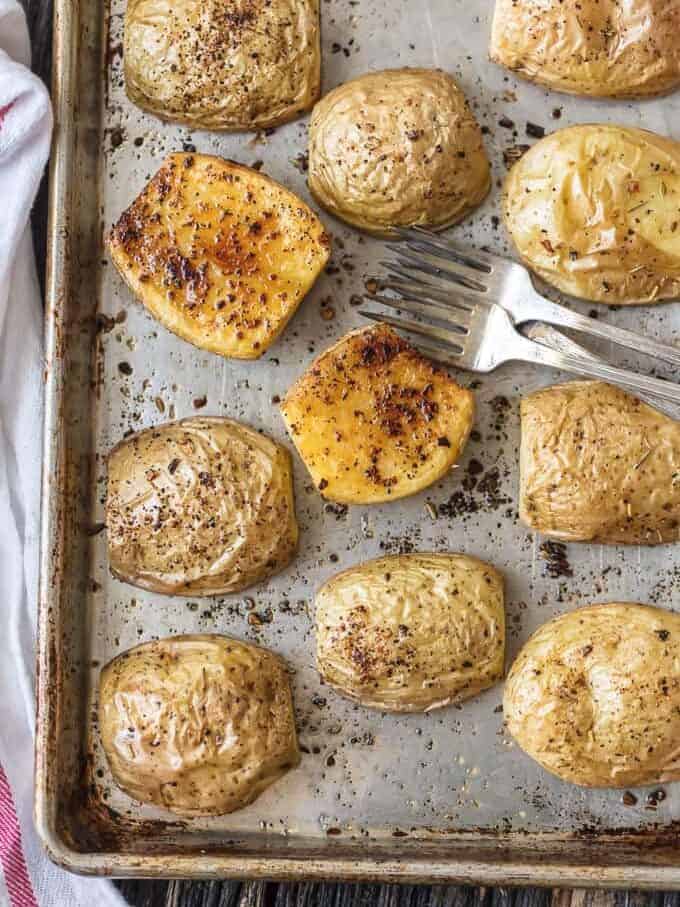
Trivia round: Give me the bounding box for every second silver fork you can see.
[381,226,680,367]
[362,279,680,406]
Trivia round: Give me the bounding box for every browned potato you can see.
[107,154,330,359]
[280,324,475,504]
[106,417,298,595]
[124,0,321,130]
[520,380,680,544]
[490,0,680,99]
[504,603,680,787]
[316,554,505,712]
[99,635,300,815]
[308,68,490,235]
[503,125,680,304]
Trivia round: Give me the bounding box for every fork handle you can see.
[522,297,680,368]
[519,333,680,406]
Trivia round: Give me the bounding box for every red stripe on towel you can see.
[0,762,38,907]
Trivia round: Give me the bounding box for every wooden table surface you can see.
[19,0,674,903]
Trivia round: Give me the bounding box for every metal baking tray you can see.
[35,0,680,887]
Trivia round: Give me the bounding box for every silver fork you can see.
[378,226,680,367]
[524,322,680,419]
[360,284,680,407]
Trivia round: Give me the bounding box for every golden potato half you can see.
[503,125,680,304]
[505,603,680,787]
[308,68,491,235]
[281,324,475,504]
[490,0,680,99]
[520,380,680,545]
[99,635,300,815]
[107,154,330,359]
[106,417,298,595]
[124,0,320,130]
[316,554,505,712]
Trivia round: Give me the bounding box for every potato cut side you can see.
[281,324,475,504]
[316,553,505,712]
[107,153,330,358]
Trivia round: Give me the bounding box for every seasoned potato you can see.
[107,154,330,359]
[490,0,680,99]
[316,554,505,712]
[124,0,320,130]
[504,603,680,787]
[503,125,680,304]
[520,381,680,545]
[308,68,490,235]
[106,417,298,595]
[280,324,475,504]
[99,635,300,815]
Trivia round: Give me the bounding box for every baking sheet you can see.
[36,0,680,884]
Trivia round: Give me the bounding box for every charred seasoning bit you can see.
[325,502,348,519]
[292,152,309,173]
[118,361,133,376]
[192,395,207,409]
[539,540,573,578]
[498,116,515,130]
[109,127,125,149]
[503,145,530,168]
[646,789,667,807]
[622,791,638,807]
[526,122,545,139]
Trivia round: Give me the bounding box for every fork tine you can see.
[364,292,471,331]
[385,244,488,291]
[412,340,467,370]
[378,268,481,310]
[375,277,473,311]
[359,310,466,353]
[392,226,497,272]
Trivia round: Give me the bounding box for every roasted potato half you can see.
[503,125,680,304]
[490,0,680,99]
[107,154,330,359]
[504,603,680,787]
[308,68,491,235]
[316,554,505,712]
[124,0,321,130]
[280,324,475,504]
[520,381,680,545]
[99,635,300,815]
[106,417,298,595]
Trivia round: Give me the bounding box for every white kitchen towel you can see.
[0,1,126,904]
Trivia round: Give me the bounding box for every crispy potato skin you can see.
[504,603,680,788]
[280,324,475,504]
[503,125,680,304]
[520,381,680,545]
[316,554,505,712]
[490,0,680,99]
[124,0,320,130]
[99,635,300,816]
[107,154,330,359]
[308,68,490,235]
[106,417,298,595]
